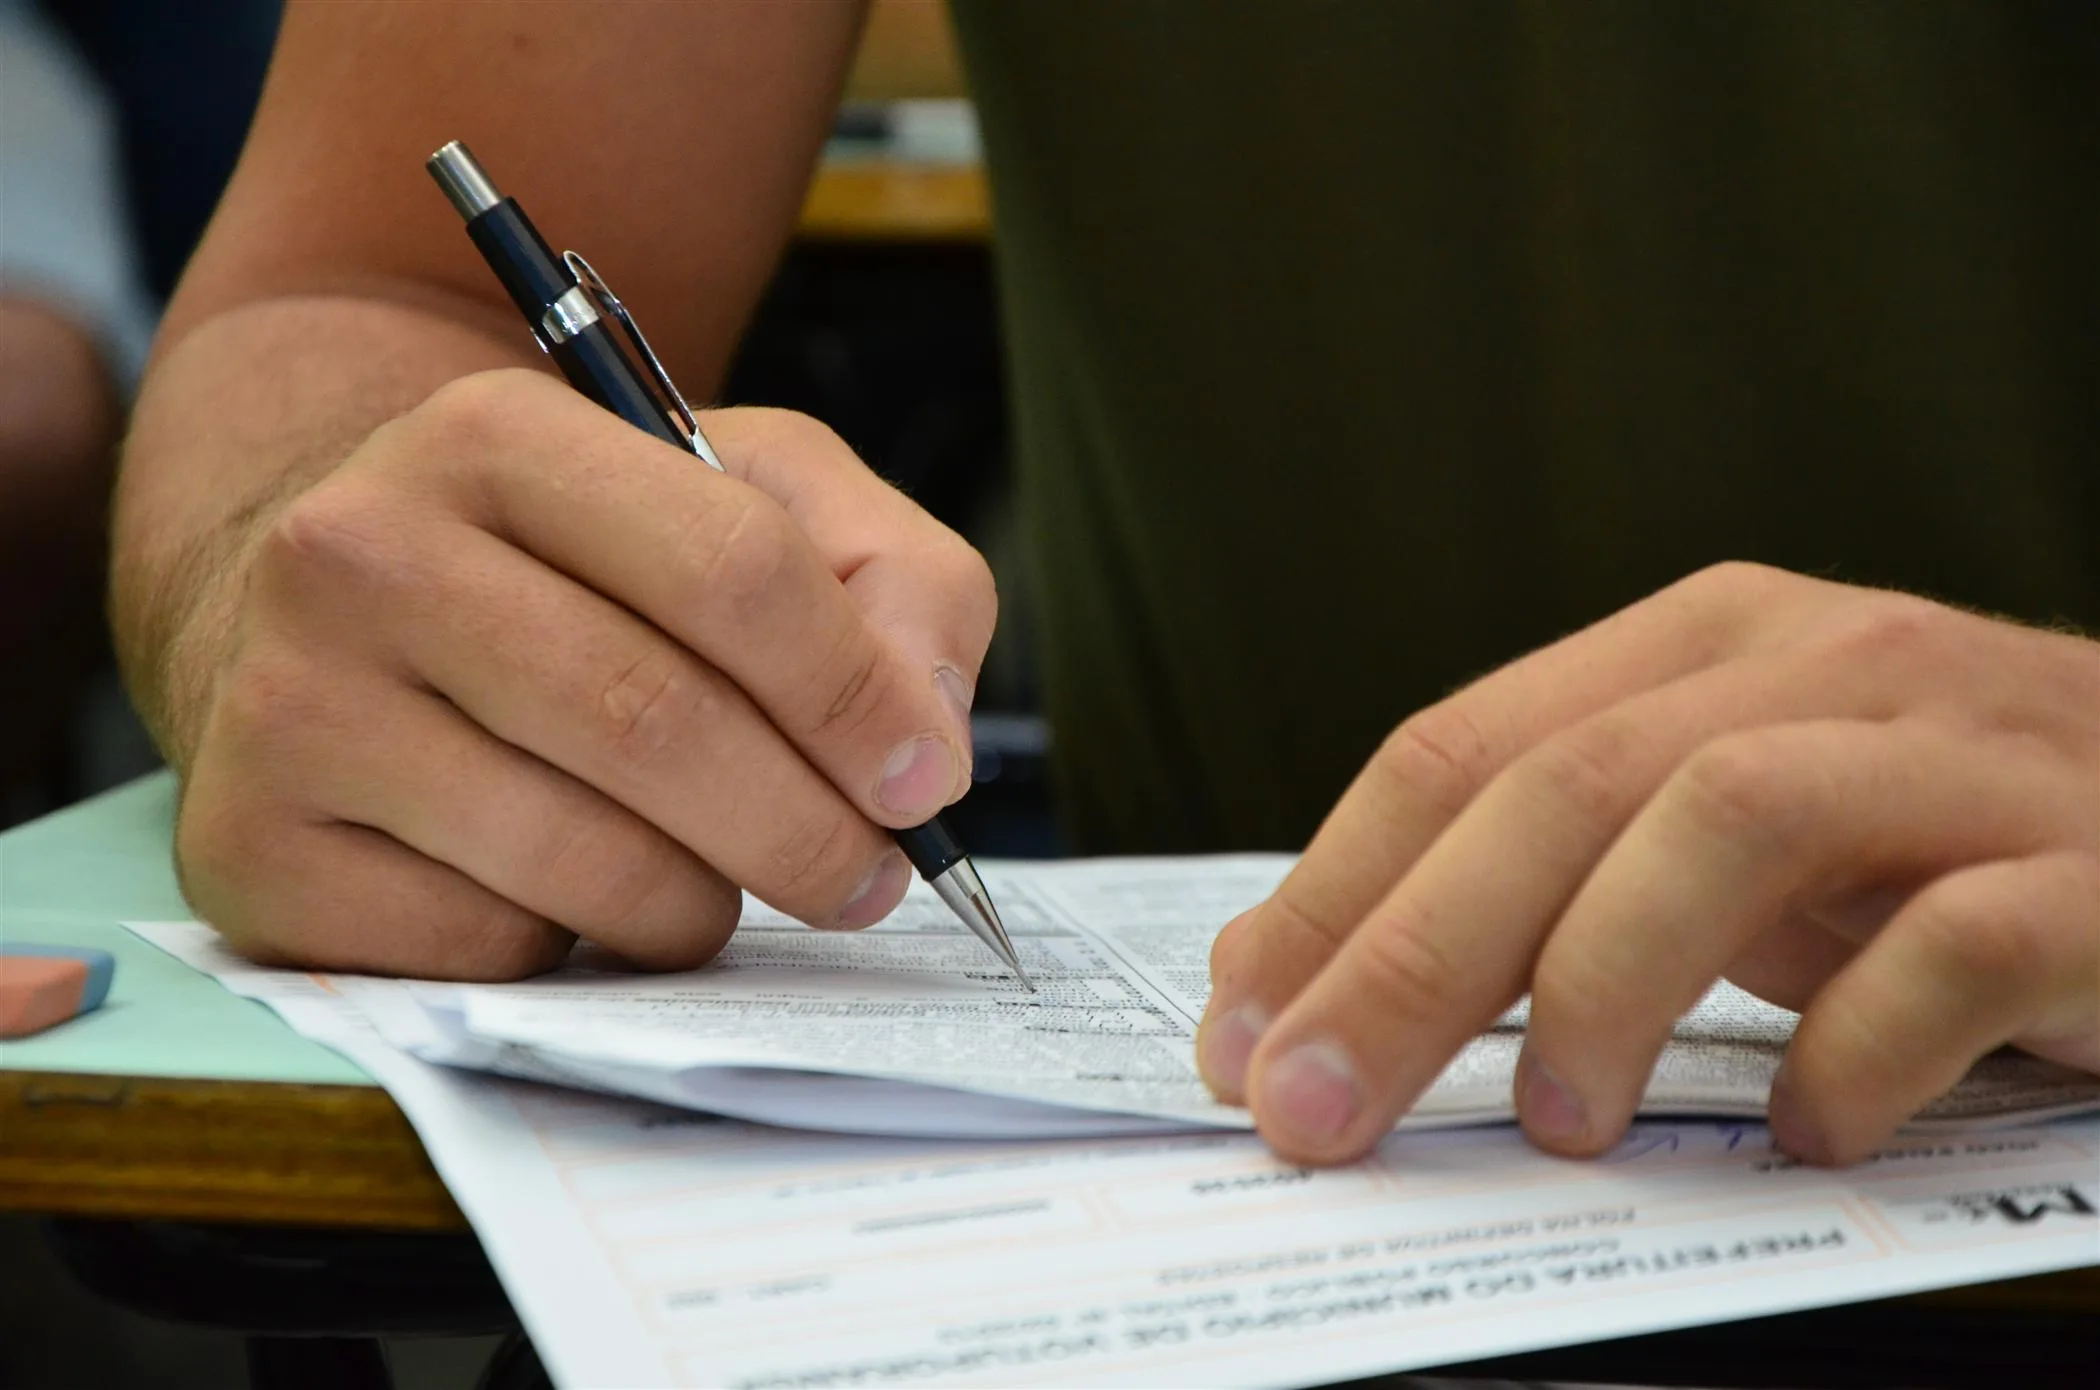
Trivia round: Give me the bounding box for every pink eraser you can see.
[0,947,115,1038]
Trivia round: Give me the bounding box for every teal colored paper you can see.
[0,774,369,1084]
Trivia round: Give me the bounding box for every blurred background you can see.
[2,3,1037,1387]
[0,0,1051,850]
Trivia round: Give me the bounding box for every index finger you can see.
[1197,563,1794,1098]
[407,372,984,828]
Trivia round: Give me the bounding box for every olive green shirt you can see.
[947,1,2096,853]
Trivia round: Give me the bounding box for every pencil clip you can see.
[562,250,726,472]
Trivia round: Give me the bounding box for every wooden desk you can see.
[1,1071,458,1230]
[797,160,989,242]
[807,1,987,241]
[0,777,459,1230]
[3,776,2096,1325]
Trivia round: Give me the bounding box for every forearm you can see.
[111,289,535,768]
[115,0,866,774]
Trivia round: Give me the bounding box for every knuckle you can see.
[1527,944,1623,1042]
[1266,884,1353,958]
[1343,916,1465,1022]
[1677,559,1784,605]
[593,648,709,774]
[1818,594,1954,676]
[256,483,405,602]
[444,913,574,982]
[1799,992,1910,1095]
[738,406,855,466]
[809,639,890,740]
[412,368,541,453]
[214,645,330,748]
[1377,704,1499,821]
[941,538,999,615]
[931,539,1001,654]
[346,879,572,980]
[685,494,797,628]
[1907,875,2046,983]
[1210,890,1345,990]
[347,856,572,980]
[1516,721,1642,826]
[953,540,998,607]
[173,783,246,910]
[1671,731,1829,850]
[1648,561,1797,663]
[763,807,866,906]
[2009,639,2100,750]
[538,814,683,934]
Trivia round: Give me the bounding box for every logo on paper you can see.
[1942,1185,2096,1226]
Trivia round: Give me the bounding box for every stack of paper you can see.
[292,854,2100,1139]
[124,852,2100,1388]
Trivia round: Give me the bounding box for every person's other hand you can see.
[176,368,993,978]
[1198,563,2100,1167]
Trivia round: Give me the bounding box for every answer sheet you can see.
[349,855,2100,1135]
[123,920,2100,1390]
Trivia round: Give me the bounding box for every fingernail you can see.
[1256,1039,1361,1147]
[934,666,975,765]
[1198,1001,1269,1099]
[1767,1067,1833,1164]
[877,735,960,820]
[830,853,909,930]
[1518,1052,1588,1143]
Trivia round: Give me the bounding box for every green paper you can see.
[0,774,370,1084]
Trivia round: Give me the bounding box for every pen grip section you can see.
[894,821,965,879]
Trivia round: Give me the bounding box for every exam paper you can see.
[115,920,2100,1390]
[354,854,2100,1138]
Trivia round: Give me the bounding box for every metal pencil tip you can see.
[929,858,1035,993]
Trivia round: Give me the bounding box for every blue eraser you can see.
[4,944,116,1011]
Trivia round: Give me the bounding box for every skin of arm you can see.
[110,1,997,980]
[115,0,867,767]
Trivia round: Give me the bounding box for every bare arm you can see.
[115,0,868,765]
[105,0,995,981]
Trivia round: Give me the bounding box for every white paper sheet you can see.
[118,920,2100,1390]
[305,854,2100,1138]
